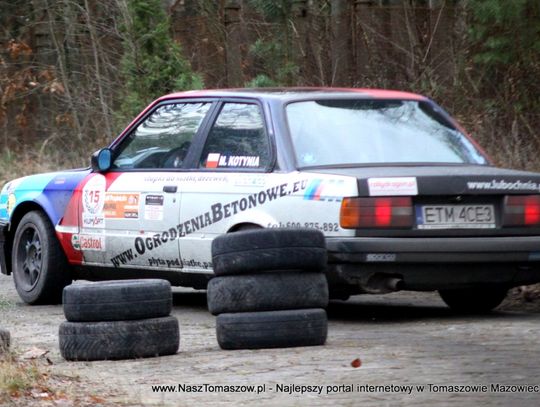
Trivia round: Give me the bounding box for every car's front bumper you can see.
[325,236,540,292]
[0,221,9,275]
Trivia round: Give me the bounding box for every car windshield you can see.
[286,99,488,168]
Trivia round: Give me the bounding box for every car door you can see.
[79,100,214,270]
[177,100,275,273]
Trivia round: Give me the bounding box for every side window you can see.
[113,102,211,169]
[199,103,270,169]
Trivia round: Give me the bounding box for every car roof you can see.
[156,87,428,103]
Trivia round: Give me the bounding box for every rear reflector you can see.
[340,197,413,229]
[503,195,540,226]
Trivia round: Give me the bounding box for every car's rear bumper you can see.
[325,236,540,292]
[0,221,9,275]
[326,236,540,263]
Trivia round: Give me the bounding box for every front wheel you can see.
[12,211,72,304]
[438,286,508,314]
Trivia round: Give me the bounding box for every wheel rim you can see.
[16,225,43,291]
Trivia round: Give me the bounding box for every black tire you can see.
[216,309,327,350]
[438,286,508,314]
[12,211,72,305]
[207,272,329,315]
[63,279,172,322]
[212,228,327,276]
[59,316,179,361]
[0,327,10,353]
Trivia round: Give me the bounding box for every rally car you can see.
[2,88,540,312]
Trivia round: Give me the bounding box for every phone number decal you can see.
[267,222,339,232]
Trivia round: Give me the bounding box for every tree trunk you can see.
[224,0,242,87]
[331,0,352,86]
[291,0,309,85]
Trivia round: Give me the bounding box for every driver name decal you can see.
[205,153,260,168]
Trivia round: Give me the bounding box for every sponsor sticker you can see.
[366,253,396,262]
[304,179,345,202]
[6,194,16,214]
[82,214,105,228]
[71,234,105,251]
[143,174,228,184]
[5,179,22,215]
[103,193,140,219]
[368,177,418,196]
[144,194,164,221]
[234,175,266,187]
[82,175,106,215]
[466,179,540,192]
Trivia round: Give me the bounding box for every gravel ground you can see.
[1,273,540,406]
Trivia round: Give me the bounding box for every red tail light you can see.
[503,195,540,226]
[340,197,413,229]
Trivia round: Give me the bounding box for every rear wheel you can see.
[12,211,72,304]
[438,286,508,314]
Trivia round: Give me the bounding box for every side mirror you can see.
[91,148,112,172]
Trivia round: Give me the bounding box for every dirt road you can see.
[1,272,540,406]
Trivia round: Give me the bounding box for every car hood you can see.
[305,165,540,195]
[0,168,91,223]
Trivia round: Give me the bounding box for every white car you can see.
[2,88,540,312]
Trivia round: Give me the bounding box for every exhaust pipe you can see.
[362,274,404,294]
[383,277,404,292]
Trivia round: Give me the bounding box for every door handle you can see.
[163,185,177,193]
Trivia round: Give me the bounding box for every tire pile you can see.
[59,279,179,361]
[209,228,329,350]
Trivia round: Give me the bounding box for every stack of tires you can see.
[59,279,179,361]
[208,228,329,350]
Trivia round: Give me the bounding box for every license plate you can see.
[416,204,495,229]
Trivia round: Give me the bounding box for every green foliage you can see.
[244,2,299,86]
[247,0,293,22]
[468,0,540,66]
[467,0,540,116]
[246,74,279,88]
[118,0,203,124]
[246,39,299,87]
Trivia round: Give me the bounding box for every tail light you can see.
[503,195,540,226]
[340,197,413,229]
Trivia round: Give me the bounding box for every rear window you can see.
[286,99,487,167]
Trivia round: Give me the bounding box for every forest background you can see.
[0,0,539,184]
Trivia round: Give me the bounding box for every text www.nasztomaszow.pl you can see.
[151,383,540,395]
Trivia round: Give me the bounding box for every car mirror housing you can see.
[91,148,112,172]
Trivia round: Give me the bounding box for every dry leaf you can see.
[22,346,49,360]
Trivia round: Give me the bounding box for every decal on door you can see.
[82,174,106,228]
[109,179,311,267]
[144,194,164,221]
[104,193,140,219]
[71,234,106,251]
